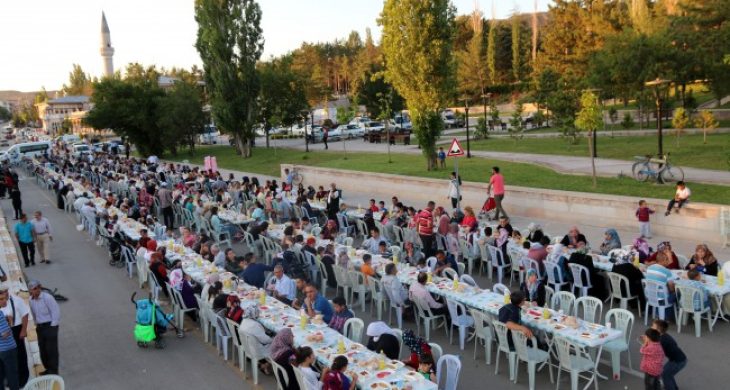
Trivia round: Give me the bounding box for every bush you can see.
[620,112,635,130]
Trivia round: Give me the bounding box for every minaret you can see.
[100,11,114,78]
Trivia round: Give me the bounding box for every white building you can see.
[36,96,92,135]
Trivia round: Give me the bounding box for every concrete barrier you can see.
[281,164,727,246]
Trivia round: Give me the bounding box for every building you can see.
[100,12,114,78]
[36,96,92,135]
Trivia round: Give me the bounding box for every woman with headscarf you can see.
[270,328,300,390]
[686,244,719,276]
[548,243,572,283]
[237,303,273,374]
[599,229,622,255]
[170,264,199,320]
[567,247,608,300]
[435,207,450,236]
[365,321,400,360]
[520,269,546,307]
[632,237,652,262]
[446,223,460,259]
[496,227,511,265]
[646,241,679,269]
[526,223,544,243]
[320,219,338,240]
[225,295,244,323]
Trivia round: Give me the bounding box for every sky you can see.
[0,0,551,93]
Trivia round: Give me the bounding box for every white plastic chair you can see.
[391,328,404,359]
[574,296,603,324]
[121,245,136,279]
[607,272,641,315]
[23,374,65,390]
[604,308,634,380]
[488,245,511,284]
[642,279,676,325]
[459,274,479,288]
[442,267,458,281]
[382,280,406,329]
[436,354,462,390]
[676,284,713,337]
[368,277,387,320]
[551,291,576,315]
[459,239,477,275]
[136,254,148,289]
[445,298,475,350]
[426,256,438,271]
[553,335,598,390]
[676,254,690,269]
[544,260,569,291]
[269,357,290,390]
[213,314,232,360]
[492,283,510,297]
[512,330,553,390]
[227,319,247,372]
[471,308,494,364]
[412,296,448,341]
[545,286,555,311]
[195,296,212,344]
[568,263,592,297]
[171,287,198,329]
[343,317,365,343]
[492,320,516,381]
[243,333,268,384]
[347,269,370,312]
[478,242,491,277]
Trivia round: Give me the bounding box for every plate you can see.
[553,324,566,330]
[369,382,392,389]
[376,371,392,379]
[260,306,269,310]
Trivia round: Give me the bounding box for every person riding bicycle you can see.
[665,181,690,216]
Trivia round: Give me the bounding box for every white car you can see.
[363,121,385,134]
[336,124,364,139]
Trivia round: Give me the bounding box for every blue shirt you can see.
[242,263,273,289]
[14,221,34,243]
[646,264,673,285]
[312,294,334,323]
[676,279,710,311]
[0,314,16,352]
[251,208,265,222]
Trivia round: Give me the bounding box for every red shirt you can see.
[636,206,654,222]
[461,215,477,230]
[490,173,505,195]
[640,341,664,377]
[370,205,380,212]
[416,208,434,236]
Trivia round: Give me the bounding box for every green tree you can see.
[508,103,524,141]
[695,109,719,145]
[620,112,635,130]
[336,103,356,125]
[608,107,619,125]
[258,56,308,145]
[357,65,404,118]
[62,64,94,96]
[0,106,10,121]
[195,0,264,157]
[60,118,72,134]
[475,117,489,139]
[380,0,457,169]
[575,90,603,187]
[671,106,690,147]
[156,80,206,155]
[487,19,497,85]
[511,13,521,81]
[489,102,500,129]
[457,10,487,97]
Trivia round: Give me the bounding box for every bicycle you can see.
[631,154,684,183]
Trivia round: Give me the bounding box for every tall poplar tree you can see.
[194,0,264,157]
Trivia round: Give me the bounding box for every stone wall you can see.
[281,164,727,245]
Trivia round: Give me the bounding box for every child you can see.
[417,353,437,383]
[360,254,376,284]
[415,257,430,273]
[322,355,357,390]
[636,200,655,239]
[295,346,322,390]
[640,328,664,390]
[651,319,687,390]
[328,296,354,334]
[437,147,446,168]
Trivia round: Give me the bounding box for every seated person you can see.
[527,236,550,264]
[303,284,333,323]
[291,276,309,310]
[497,291,533,349]
[433,250,458,277]
[459,206,478,231]
[365,321,400,360]
[328,296,354,334]
[520,269,546,307]
[675,269,710,311]
[266,264,296,305]
[599,228,622,256]
[362,227,389,253]
[403,242,424,266]
[560,226,588,249]
[646,241,680,269]
[381,263,409,306]
[409,272,448,317]
[376,241,392,258]
[360,254,376,284]
[686,244,719,276]
[646,262,677,303]
[665,181,690,216]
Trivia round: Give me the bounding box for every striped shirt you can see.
[646,264,673,285]
[0,314,17,352]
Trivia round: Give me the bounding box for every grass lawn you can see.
[167,145,730,205]
[469,132,730,171]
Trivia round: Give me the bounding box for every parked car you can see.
[335,124,364,139]
[393,114,413,131]
[363,121,385,134]
[441,109,464,128]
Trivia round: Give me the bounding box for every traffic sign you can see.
[447,138,465,157]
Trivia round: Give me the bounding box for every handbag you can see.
[134,303,157,343]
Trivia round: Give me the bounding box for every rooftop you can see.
[47,96,90,104]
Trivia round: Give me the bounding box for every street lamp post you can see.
[460,96,471,158]
[645,78,670,157]
[300,110,309,152]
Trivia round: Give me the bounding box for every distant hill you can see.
[0,90,61,109]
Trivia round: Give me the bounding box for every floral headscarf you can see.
[633,237,651,257]
[169,269,183,290]
[270,328,294,361]
[496,227,509,247]
[242,303,260,320]
[657,241,672,252]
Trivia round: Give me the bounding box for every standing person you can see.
[157,182,174,229]
[0,309,19,390]
[652,319,687,390]
[446,172,460,210]
[416,201,435,258]
[13,214,35,267]
[9,186,22,220]
[635,200,655,239]
[31,211,53,264]
[486,166,507,220]
[28,280,60,375]
[322,127,329,150]
[437,147,446,168]
[665,181,690,216]
[640,328,664,390]
[325,183,340,223]
[0,286,29,386]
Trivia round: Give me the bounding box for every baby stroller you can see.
[479,196,497,220]
[131,293,181,349]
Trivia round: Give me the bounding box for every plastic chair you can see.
[512,331,553,390]
[368,277,387,320]
[213,314,232,360]
[269,357,290,390]
[121,246,136,279]
[442,267,458,281]
[551,291,576,315]
[426,256,438,271]
[23,374,65,390]
[412,296,448,341]
[347,269,370,312]
[676,284,713,337]
[436,354,462,390]
[545,286,555,311]
[470,308,494,364]
[136,255,148,289]
[311,226,322,237]
[478,242,491,277]
[429,342,443,364]
[574,296,603,324]
[492,320,517,381]
[459,274,479,288]
[332,266,351,303]
[492,283,510,297]
[195,296,211,343]
[243,333,268,384]
[343,317,365,343]
[227,319,247,372]
[290,366,308,390]
[545,260,569,291]
[391,328,404,360]
[445,299,475,350]
[488,245,511,284]
[642,279,676,325]
[382,280,406,329]
[459,239,477,275]
[607,272,641,315]
[676,254,690,270]
[553,335,598,390]
[604,308,634,380]
[568,263,593,297]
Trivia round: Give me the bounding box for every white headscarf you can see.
[366,321,395,342]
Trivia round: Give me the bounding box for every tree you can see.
[475,117,489,139]
[357,66,404,119]
[671,107,690,147]
[457,10,487,97]
[511,12,521,81]
[487,18,497,85]
[62,64,94,96]
[380,0,457,170]
[620,112,635,130]
[0,106,10,121]
[60,118,72,134]
[195,0,264,157]
[508,103,525,141]
[489,102,500,129]
[608,107,618,125]
[575,91,603,188]
[695,109,719,145]
[258,56,308,145]
[336,103,356,125]
[156,80,206,155]
[532,110,546,128]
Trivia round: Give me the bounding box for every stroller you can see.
[131,293,181,349]
[478,196,497,220]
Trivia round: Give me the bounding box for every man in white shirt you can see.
[362,227,389,254]
[31,211,53,264]
[665,181,691,216]
[0,285,30,386]
[73,193,90,211]
[267,265,296,304]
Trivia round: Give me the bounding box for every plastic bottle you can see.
[299,309,308,329]
[259,288,266,305]
[503,291,510,304]
[718,270,725,286]
[452,275,459,289]
[427,271,433,284]
[379,350,386,370]
[337,337,346,354]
